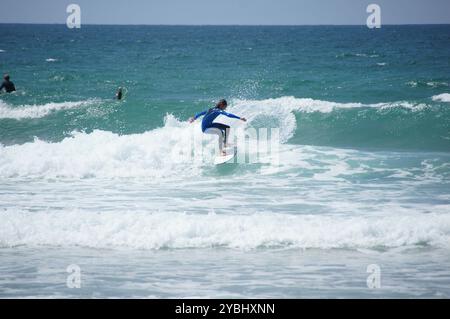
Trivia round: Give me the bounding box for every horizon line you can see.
[1,22,450,27]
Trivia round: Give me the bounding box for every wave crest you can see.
[0,99,99,119]
[432,93,450,102]
[2,210,449,250]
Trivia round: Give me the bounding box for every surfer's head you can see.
[216,99,227,110]
[4,74,10,81]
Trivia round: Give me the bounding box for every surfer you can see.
[189,99,246,156]
[116,87,123,100]
[0,74,16,93]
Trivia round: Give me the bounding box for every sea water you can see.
[0,25,450,298]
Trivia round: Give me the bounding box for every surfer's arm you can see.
[221,111,247,122]
[189,110,207,123]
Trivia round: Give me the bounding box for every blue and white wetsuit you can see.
[194,107,241,151]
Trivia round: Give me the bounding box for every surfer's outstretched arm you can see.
[220,110,247,122]
[189,110,207,123]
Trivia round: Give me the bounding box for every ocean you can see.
[0,24,449,298]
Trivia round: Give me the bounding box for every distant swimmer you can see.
[116,87,123,100]
[189,99,246,156]
[0,74,16,93]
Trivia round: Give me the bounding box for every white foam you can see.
[432,93,450,102]
[232,96,362,114]
[407,81,448,88]
[231,96,428,115]
[376,101,428,111]
[356,53,379,58]
[0,116,211,179]
[1,209,449,250]
[227,97,359,142]
[227,97,429,142]
[337,53,379,58]
[0,125,417,180]
[45,58,58,62]
[427,81,449,88]
[0,99,98,119]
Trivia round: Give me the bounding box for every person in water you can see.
[0,74,16,93]
[116,87,123,100]
[189,99,246,156]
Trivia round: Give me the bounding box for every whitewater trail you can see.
[0,99,100,119]
[1,209,450,250]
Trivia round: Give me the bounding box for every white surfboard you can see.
[214,146,237,165]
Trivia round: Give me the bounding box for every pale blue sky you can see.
[1,0,449,25]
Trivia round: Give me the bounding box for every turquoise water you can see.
[0,24,450,298]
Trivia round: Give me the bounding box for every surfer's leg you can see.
[204,127,225,154]
[209,123,230,147]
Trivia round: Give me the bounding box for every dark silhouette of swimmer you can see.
[116,87,123,100]
[0,74,16,93]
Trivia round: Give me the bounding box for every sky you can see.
[1,0,450,25]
